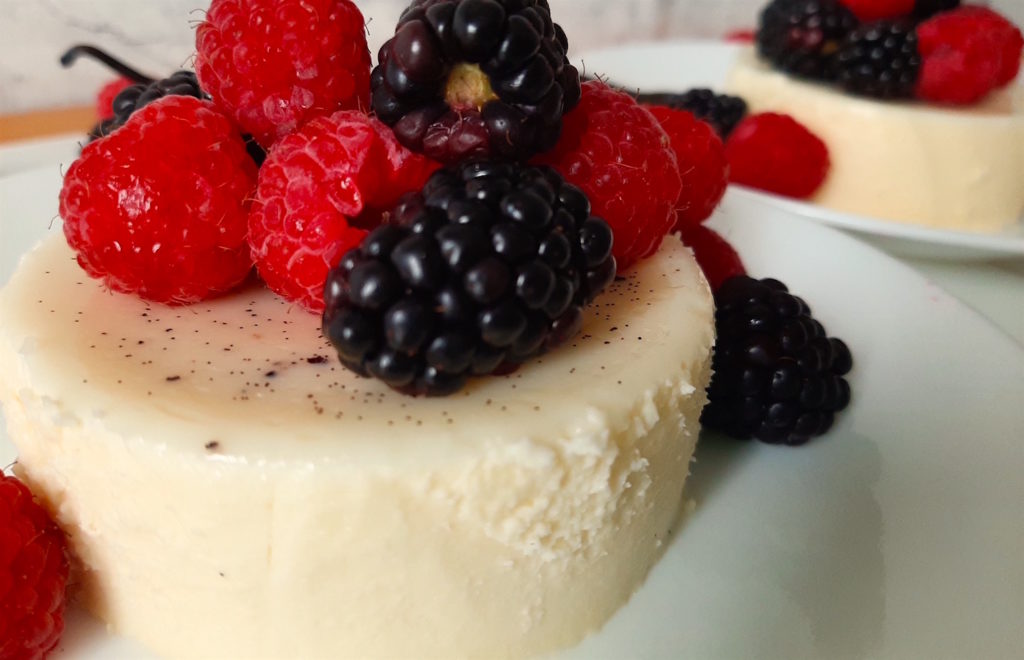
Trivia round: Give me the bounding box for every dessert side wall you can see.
[3,0,1020,115]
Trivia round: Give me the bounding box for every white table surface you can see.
[2,133,1021,348]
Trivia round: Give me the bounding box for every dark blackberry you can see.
[836,21,920,99]
[912,0,959,20]
[371,0,581,164]
[322,161,616,396]
[757,0,859,81]
[634,88,748,138]
[701,276,852,446]
[62,44,266,165]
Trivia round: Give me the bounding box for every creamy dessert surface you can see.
[727,47,1024,232]
[0,232,714,658]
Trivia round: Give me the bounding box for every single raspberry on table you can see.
[95,76,134,120]
[60,96,258,304]
[0,472,70,660]
[371,0,581,164]
[196,0,372,148]
[646,106,729,229]
[249,111,439,312]
[725,112,830,199]
[838,0,914,22]
[677,223,746,292]
[915,6,1023,104]
[535,81,682,271]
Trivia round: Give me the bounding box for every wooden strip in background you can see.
[0,106,94,144]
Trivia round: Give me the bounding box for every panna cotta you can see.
[727,47,1024,232]
[0,230,714,658]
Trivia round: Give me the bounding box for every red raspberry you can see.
[196,0,372,149]
[647,106,729,230]
[724,29,756,43]
[536,81,682,271]
[249,111,439,312]
[60,96,258,304]
[838,0,914,22]
[916,6,1023,104]
[95,76,133,120]
[725,112,830,199]
[677,223,746,293]
[0,472,70,660]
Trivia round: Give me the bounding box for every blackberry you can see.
[757,0,859,81]
[371,0,581,164]
[912,0,959,20]
[836,22,920,99]
[322,161,616,396]
[62,45,266,165]
[701,276,852,446]
[634,88,748,138]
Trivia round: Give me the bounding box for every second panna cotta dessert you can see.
[726,0,1024,232]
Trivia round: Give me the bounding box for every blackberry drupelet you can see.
[757,0,859,81]
[701,276,852,446]
[322,161,616,396]
[370,0,581,164]
[635,88,748,138]
[912,0,959,20]
[837,21,921,98]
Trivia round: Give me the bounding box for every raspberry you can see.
[371,0,581,164]
[637,88,748,139]
[535,81,682,271]
[838,0,914,22]
[836,21,921,98]
[322,161,615,395]
[0,472,70,660]
[95,76,133,120]
[915,6,1023,104]
[702,276,853,446]
[60,96,258,304]
[725,112,830,199]
[196,0,372,148]
[757,0,859,80]
[677,224,746,292]
[647,106,729,229]
[249,111,439,312]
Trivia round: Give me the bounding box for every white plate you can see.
[578,40,1024,262]
[2,169,1023,659]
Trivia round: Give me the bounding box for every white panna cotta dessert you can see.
[727,47,1024,232]
[0,231,714,659]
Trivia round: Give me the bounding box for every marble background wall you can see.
[0,0,1021,113]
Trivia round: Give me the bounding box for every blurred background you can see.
[0,0,1021,115]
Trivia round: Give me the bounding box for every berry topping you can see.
[60,96,258,304]
[196,0,372,148]
[646,106,729,229]
[836,20,921,98]
[95,76,134,120]
[725,112,830,199]
[915,6,1023,104]
[757,0,859,80]
[322,161,616,395]
[702,276,853,446]
[677,224,747,292]
[535,81,682,271]
[838,0,914,22]
[371,0,581,164]
[636,87,748,139]
[0,472,70,660]
[249,111,439,312]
